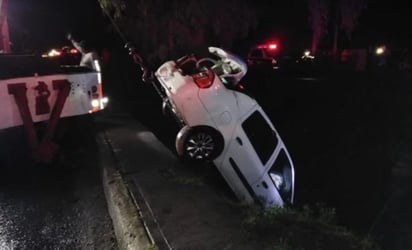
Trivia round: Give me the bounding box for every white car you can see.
[154,47,295,207]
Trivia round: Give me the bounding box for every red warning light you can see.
[69,48,79,54]
[256,43,278,50]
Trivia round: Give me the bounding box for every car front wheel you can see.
[176,125,224,162]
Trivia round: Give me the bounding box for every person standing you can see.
[66,32,100,71]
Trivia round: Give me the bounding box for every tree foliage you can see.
[308,0,329,54]
[339,0,367,39]
[308,0,367,54]
[98,0,257,65]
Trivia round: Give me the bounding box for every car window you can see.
[268,149,293,203]
[242,111,278,165]
[250,49,263,58]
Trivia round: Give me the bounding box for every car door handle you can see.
[236,137,243,145]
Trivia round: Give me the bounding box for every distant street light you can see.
[302,50,315,59]
[376,46,385,55]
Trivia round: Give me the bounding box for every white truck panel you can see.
[0,72,102,130]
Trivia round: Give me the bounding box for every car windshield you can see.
[250,49,263,57]
[242,111,278,165]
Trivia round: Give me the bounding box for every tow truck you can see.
[0,0,108,163]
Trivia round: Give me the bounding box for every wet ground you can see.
[0,116,117,249]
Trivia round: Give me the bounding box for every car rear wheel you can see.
[176,125,224,162]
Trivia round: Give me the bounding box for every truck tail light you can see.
[192,69,215,89]
[69,48,79,54]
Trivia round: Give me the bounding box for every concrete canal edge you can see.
[98,132,154,250]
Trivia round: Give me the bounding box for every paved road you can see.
[0,116,117,249]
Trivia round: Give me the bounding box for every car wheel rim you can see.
[186,132,215,160]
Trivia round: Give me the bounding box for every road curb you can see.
[98,132,154,250]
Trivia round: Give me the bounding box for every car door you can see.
[250,111,295,207]
[216,108,279,204]
[251,148,288,207]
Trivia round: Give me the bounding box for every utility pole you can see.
[0,0,11,53]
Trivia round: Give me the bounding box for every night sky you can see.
[353,1,412,47]
[6,0,412,53]
[7,0,104,52]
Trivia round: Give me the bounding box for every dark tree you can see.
[98,0,257,65]
[308,0,367,57]
[308,0,329,55]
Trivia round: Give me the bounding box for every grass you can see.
[242,203,380,250]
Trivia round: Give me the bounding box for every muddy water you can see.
[372,72,412,250]
[247,70,412,250]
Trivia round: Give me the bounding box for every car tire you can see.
[176,125,224,162]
